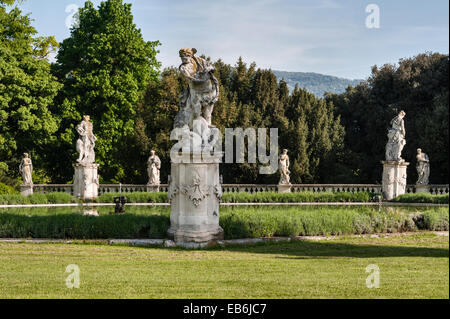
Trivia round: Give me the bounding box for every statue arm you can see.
[179,64,196,81]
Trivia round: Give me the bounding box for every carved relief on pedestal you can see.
[181,171,210,207]
[213,184,223,202]
[167,175,179,203]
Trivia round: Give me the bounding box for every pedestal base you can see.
[277,184,291,193]
[73,163,99,200]
[20,184,33,196]
[381,161,409,200]
[415,185,430,193]
[167,152,224,244]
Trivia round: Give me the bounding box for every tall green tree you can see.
[0,0,61,185]
[51,0,160,183]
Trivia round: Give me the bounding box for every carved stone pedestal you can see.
[20,184,33,196]
[167,152,224,245]
[381,161,409,200]
[415,185,430,194]
[73,163,99,200]
[277,184,291,193]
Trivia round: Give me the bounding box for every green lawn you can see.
[0,233,448,299]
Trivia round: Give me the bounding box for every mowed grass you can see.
[0,233,448,299]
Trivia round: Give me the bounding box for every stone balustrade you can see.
[31,183,449,195]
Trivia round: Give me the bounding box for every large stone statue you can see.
[381,110,409,200]
[168,48,223,246]
[73,115,99,200]
[147,150,161,185]
[416,148,430,185]
[19,153,33,185]
[278,149,291,185]
[76,115,97,164]
[174,48,219,131]
[385,110,406,162]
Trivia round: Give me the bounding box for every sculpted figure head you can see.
[398,110,406,119]
[23,153,29,158]
[83,115,90,122]
[179,48,197,64]
[417,148,422,154]
[151,150,156,156]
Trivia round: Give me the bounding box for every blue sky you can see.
[15,0,450,79]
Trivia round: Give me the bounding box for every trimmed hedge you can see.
[0,206,447,239]
[0,191,447,205]
[392,193,449,204]
[96,192,168,203]
[222,191,373,203]
[97,191,373,203]
[0,192,77,205]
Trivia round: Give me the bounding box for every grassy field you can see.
[0,233,448,298]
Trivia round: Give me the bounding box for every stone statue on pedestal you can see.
[168,48,223,246]
[73,115,99,200]
[381,110,409,200]
[278,149,291,185]
[19,153,33,185]
[385,110,406,162]
[76,115,97,164]
[147,150,161,185]
[416,148,430,185]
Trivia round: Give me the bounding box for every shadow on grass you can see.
[214,240,449,259]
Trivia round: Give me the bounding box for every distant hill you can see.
[272,70,364,97]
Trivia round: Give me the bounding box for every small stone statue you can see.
[76,115,97,164]
[279,149,291,185]
[385,110,406,162]
[147,150,161,185]
[416,148,430,185]
[19,153,33,185]
[174,48,219,137]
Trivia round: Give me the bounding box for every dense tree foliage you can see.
[0,0,61,185]
[326,52,449,184]
[49,0,161,183]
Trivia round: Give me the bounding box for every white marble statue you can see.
[174,48,219,136]
[385,110,406,162]
[147,150,161,185]
[279,149,291,185]
[76,115,97,164]
[19,153,33,185]
[416,148,430,185]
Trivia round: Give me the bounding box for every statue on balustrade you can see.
[147,150,161,185]
[385,110,406,162]
[416,148,430,185]
[76,115,97,164]
[279,149,291,185]
[19,153,33,185]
